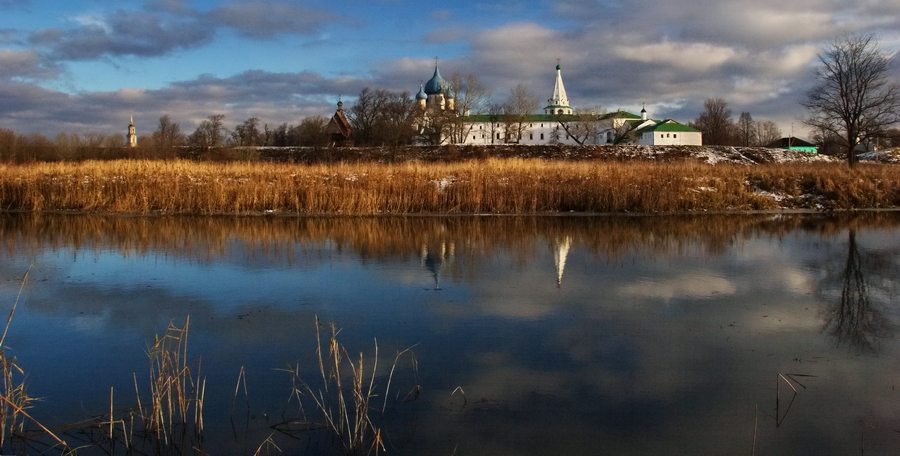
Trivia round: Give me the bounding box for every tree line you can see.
[689,98,784,147]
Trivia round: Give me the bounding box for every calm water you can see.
[1,212,900,455]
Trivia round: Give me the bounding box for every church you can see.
[413,61,702,146]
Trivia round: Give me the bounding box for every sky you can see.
[0,0,899,139]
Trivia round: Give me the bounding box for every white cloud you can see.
[613,42,736,72]
[618,272,737,301]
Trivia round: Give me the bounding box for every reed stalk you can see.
[0,269,71,452]
[145,316,204,444]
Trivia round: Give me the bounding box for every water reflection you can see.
[820,229,897,354]
[0,212,899,455]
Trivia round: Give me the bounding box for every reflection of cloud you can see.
[618,272,736,301]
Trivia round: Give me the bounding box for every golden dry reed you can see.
[144,316,205,445]
[0,159,899,214]
[282,317,417,456]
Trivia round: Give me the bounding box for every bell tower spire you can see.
[544,60,572,115]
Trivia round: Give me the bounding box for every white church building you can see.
[414,62,702,146]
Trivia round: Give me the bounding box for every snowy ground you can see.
[246,144,899,165]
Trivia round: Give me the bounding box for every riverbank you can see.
[1,156,898,215]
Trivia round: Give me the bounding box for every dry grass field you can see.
[0,158,897,214]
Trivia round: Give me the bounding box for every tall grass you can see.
[0,159,898,214]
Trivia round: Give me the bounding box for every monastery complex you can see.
[412,61,702,146]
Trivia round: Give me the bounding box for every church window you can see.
[673,134,677,138]
[540,133,544,140]
[530,134,533,140]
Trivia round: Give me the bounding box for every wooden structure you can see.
[326,101,353,147]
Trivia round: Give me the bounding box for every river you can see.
[0,212,898,455]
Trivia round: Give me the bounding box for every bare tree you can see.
[378,92,416,150]
[149,115,185,157]
[485,102,504,144]
[189,114,227,149]
[231,117,263,146]
[347,88,383,146]
[801,33,900,166]
[810,124,843,155]
[503,84,539,143]
[0,129,15,162]
[755,120,782,146]
[737,112,756,146]
[447,73,491,144]
[885,127,900,148]
[554,106,606,145]
[296,116,329,147]
[153,115,185,146]
[692,98,734,145]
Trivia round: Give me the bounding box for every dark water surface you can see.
[1,212,900,455]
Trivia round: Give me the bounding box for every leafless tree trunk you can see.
[691,98,734,145]
[347,88,414,147]
[502,84,539,143]
[189,114,226,149]
[448,73,490,144]
[755,120,782,147]
[555,106,606,145]
[737,112,755,147]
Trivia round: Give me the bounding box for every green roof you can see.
[635,119,699,134]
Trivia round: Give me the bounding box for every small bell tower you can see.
[126,116,137,147]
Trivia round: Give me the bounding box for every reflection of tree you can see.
[821,230,896,354]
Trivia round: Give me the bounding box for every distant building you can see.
[126,116,137,147]
[325,101,353,147]
[413,61,701,146]
[767,137,818,154]
[634,118,703,146]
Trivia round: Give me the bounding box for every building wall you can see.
[638,131,702,146]
[459,121,605,145]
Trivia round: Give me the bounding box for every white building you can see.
[634,119,703,146]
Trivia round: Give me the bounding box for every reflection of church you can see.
[418,236,573,289]
[420,241,454,290]
[412,60,701,146]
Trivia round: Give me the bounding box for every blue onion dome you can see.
[416,84,427,100]
[446,87,455,99]
[424,64,449,95]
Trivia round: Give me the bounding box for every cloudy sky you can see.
[1,0,898,138]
